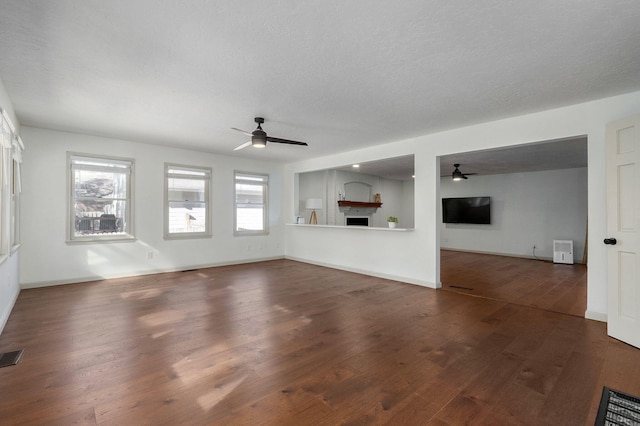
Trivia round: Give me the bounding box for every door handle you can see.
[604,238,617,245]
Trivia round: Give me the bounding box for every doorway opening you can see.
[437,136,588,317]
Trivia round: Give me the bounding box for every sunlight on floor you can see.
[151,329,173,339]
[273,304,292,314]
[299,316,312,326]
[139,309,186,327]
[273,304,312,328]
[120,288,163,300]
[161,288,316,413]
[171,343,233,386]
[197,374,247,411]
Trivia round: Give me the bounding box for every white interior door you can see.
[606,114,640,349]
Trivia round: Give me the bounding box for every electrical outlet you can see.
[147,251,153,259]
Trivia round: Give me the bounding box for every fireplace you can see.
[346,217,369,226]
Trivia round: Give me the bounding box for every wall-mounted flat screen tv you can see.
[442,197,491,224]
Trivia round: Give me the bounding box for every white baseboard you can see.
[440,247,562,263]
[285,255,439,289]
[21,256,285,289]
[585,310,607,323]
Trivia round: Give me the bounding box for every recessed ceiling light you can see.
[352,164,359,168]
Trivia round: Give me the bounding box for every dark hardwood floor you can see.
[0,259,637,425]
[441,250,587,317]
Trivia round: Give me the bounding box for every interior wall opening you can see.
[437,136,588,317]
[295,155,415,228]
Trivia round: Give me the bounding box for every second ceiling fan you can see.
[232,117,308,150]
[451,163,476,181]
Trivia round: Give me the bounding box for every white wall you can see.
[440,168,588,263]
[0,76,20,334]
[284,90,640,321]
[401,180,415,229]
[370,176,406,228]
[298,170,329,224]
[19,127,286,287]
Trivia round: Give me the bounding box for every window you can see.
[68,153,134,242]
[234,172,268,235]
[0,133,8,256]
[1,109,22,254]
[165,164,211,239]
[10,157,20,247]
[0,145,6,255]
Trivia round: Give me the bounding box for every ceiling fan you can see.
[451,163,476,181]
[232,117,308,150]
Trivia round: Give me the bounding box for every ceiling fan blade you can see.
[233,141,252,151]
[266,136,308,146]
[231,127,253,137]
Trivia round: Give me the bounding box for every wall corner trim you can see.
[0,286,20,336]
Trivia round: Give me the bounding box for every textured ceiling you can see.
[0,1,639,163]
[327,136,587,182]
[440,137,588,178]
[334,155,416,181]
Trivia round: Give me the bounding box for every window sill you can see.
[67,235,137,244]
[0,245,22,266]
[164,233,212,240]
[234,231,270,237]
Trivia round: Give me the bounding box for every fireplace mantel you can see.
[337,201,383,208]
[337,200,382,214]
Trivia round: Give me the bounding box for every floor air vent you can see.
[595,386,640,425]
[0,349,24,368]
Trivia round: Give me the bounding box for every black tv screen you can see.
[442,197,491,224]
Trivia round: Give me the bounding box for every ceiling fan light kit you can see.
[452,163,466,181]
[450,163,478,181]
[232,117,308,151]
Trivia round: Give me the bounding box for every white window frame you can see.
[10,156,21,250]
[67,152,135,243]
[0,144,9,259]
[1,108,21,259]
[0,145,5,259]
[234,171,269,236]
[164,163,212,239]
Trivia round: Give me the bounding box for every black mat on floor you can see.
[0,349,24,368]
[595,386,640,425]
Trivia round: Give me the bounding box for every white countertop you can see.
[286,223,413,231]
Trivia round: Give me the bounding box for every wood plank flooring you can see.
[0,259,637,425]
[440,250,587,317]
